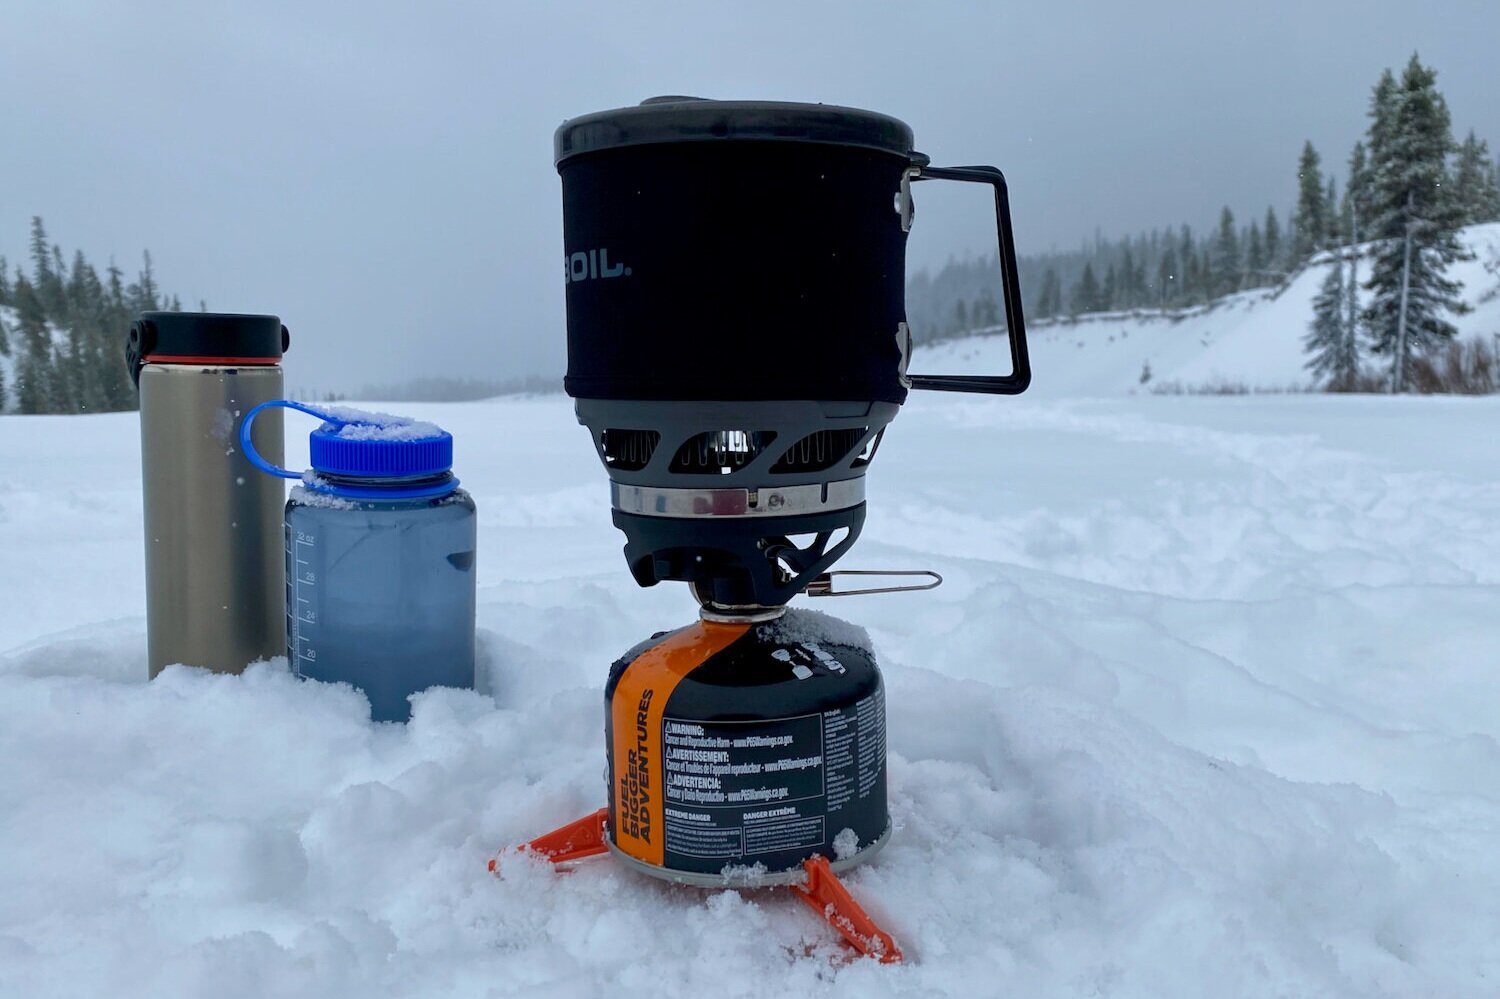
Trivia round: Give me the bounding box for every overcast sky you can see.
[3,1,1497,393]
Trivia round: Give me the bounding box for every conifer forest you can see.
[0,216,184,414]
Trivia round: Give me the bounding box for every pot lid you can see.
[554,96,918,165]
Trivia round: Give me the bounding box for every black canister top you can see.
[126,312,289,386]
[554,96,918,165]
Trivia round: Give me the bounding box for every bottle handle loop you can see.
[239,399,341,480]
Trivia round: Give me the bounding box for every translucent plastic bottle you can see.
[241,401,476,721]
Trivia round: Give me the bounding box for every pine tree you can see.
[974,291,1000,328]
[1305,260,1358,388]
[1178,226,1196,302]
[1035,267,1062,318]
[129,251,160,313]
[1102,263,1118,310]
[0,284,11,412]
[12,274,61,413]
[1044,271,1058,318]
[1342,235,1360,385]
[1120,248,1137,307]
[1157,244,1177,306]
[29,217,67,319]
[1210,206,1241,296]
[1245,221,1265,287]
[1292,142,1329,263]
[951,298,968,335]
[1324,178,1340,244]
[1365,70,1399,206]
[0,257,10,306]
[103,262,136,410]
[1346,142,1372,242]
[1452,130,1500,224]
[65,249,109,413]
[1338,186,1355,251]
[1072,263,1101,315]
[1362,54,1470,392]
[1183,245,1202,304]
[1263,207,1283,279]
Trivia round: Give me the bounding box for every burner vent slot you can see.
[669,430,778,475]
[601,429,661,471]
[770,428,868,473]
[850,428,885,468]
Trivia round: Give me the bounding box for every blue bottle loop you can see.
[241,399,460,500]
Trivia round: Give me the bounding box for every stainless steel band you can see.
[611,477,865,519]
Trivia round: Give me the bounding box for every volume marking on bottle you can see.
[292,533,318,668]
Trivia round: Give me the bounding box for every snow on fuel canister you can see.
[604,609,888,883]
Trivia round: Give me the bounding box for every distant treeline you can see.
[910,208,1294,344]
[352,374,560,402]
[0,217,184,414]
[910,66,1500,350]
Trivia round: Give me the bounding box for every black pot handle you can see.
[904,164,1031,395]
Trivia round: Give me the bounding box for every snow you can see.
[3,388,1500,996]
[832,828,861,861]
[763,606,873,652]
[289,482,360,510]
[915,221,1500,396]
[2,229,1500,995]
[320,405,446,443]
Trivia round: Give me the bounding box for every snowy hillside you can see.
[916,222,1500,395]
[3,392,1500,996]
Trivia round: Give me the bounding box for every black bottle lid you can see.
[554,96,917,165]
[126,312,289,387]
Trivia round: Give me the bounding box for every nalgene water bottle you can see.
[240,401,477,722]
[127,312,290,678]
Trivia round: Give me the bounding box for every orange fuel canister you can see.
[603,609,889,885]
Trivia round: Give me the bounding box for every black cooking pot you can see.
[556,97,1029,403]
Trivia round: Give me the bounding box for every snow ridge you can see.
[918,222,1500,396]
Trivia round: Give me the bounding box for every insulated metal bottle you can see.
[127,312,290,677]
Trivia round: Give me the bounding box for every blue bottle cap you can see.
[240,400,460,499]
[307,416,453,479]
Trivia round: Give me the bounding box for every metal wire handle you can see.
[805,570,943,597]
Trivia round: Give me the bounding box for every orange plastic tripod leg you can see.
[791,856,903,964]
[488,807,610,872]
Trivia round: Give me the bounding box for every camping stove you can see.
[492,96,1033,963]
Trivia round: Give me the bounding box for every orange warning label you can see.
[609,620,748,867]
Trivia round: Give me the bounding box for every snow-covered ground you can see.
[916,222,1500,395]
[3,389,1499,996]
